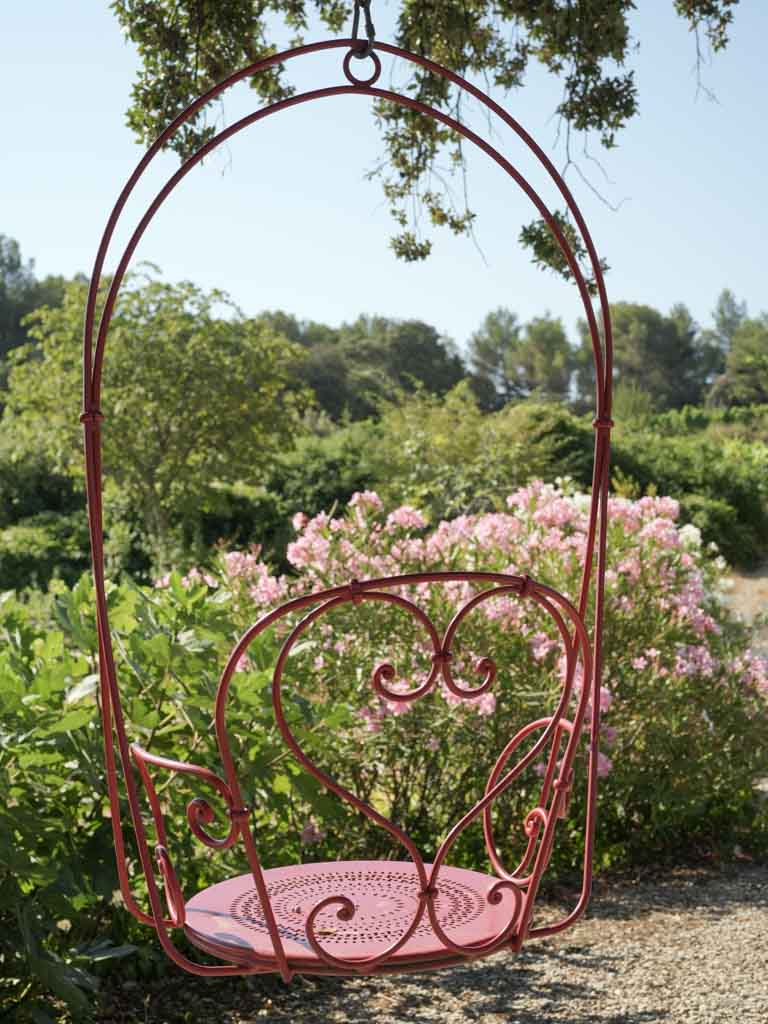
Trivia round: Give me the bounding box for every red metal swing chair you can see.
[82,3,613,984]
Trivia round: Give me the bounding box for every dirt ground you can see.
[95,865,768,1024]
[723,564,768,651]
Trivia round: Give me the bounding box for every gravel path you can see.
[106,865,767,1024]
[724,565,768,654]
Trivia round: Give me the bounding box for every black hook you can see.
[351,0,376,59]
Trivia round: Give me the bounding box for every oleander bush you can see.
[2,483,768,1019]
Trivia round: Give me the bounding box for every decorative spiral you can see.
[441,653,497,698]
[304,895,360,970]
[187,796,240,850]
[480,715,577,882]
[524,807,549,839]
[372,656,442,702]
[371,661,396,697]
[424,876,523,957]
[486,878,525,917]
[304,887,430,972]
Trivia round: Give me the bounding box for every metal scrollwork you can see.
[131,744,246,852]
[155,844,186,927]
[210,570,593,968]
[186,796,245,850]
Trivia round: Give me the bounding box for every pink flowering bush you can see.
[183,480,768,871]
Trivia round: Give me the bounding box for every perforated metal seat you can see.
[184,861,518,972]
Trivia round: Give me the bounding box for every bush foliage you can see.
[2,485,767,1019]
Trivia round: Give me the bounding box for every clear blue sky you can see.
[3,1,766,352]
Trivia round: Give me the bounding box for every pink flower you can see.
[386,506,427,531]
[300,818,326,845]
[617,557,642,581]
[234,653,251,673]
[181,567,217,589]
[426,737,440,751]
[383,691,413,717]
[223,549,262,579]
[598,687,614,713]
[596,752,613,778]
[674,644,719,679]
[441,689,463,709]
[530,632,557,662]
[348,490,383,512]
[632,656,648,671]
[601,725,618,747]
[154,573,171,589]
[359,706,383,733]
[471,691,497,717]
[292,512,308,531]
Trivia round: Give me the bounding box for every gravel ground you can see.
[723,565,768,654]
[102,864,767,1024]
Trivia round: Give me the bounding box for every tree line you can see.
[2,233,765,427]
[1,231,767,582]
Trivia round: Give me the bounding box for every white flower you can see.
[678,523,702,550]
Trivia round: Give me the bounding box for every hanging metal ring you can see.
[343,48,381,87]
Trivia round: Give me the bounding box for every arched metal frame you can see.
[82,39,614,982]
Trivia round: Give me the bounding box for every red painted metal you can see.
[82,38,613,980]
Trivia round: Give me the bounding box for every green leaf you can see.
[40,707,94,735]
[18,750,68,769]
[141,633,171,664]
[272,774,292,796]
[75,938,138,962]
[176,628,208,653]
[29,954,94,1012]
[64,674,100,705]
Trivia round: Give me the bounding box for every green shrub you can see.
[358,387,595,521]
[612,431,768,566]
[0,512,90,589]
[199,421,378,571]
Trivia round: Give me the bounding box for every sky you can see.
[3,1,767,354]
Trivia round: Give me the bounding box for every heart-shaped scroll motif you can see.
[211,570,592,968]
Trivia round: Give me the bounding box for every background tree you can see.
[2,271,309,566]
[468,308,572,408]
[0,234,68,361]
[714,315,768,406]
[338,315,465,414]
[575,301,713,411]
[694,287,748,395]
[706,288,748,353]
[516,315,573,402]
[252,312,467,420]
[467,308,521,409]
[111,1,740,273]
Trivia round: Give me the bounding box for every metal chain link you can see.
[351,0,376,59]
